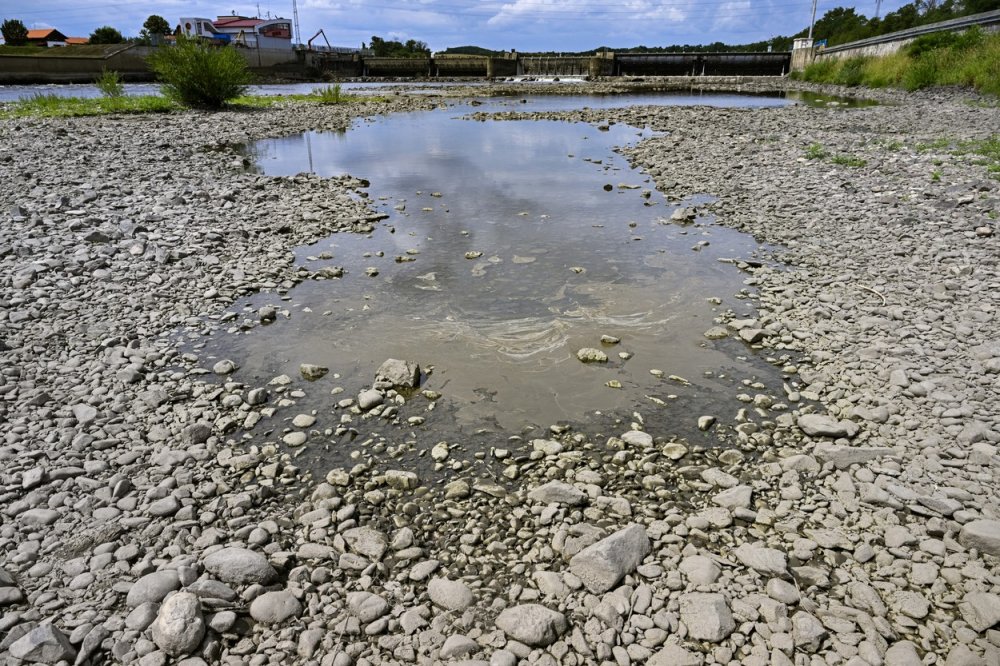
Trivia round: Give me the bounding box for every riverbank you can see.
[1,82,998,665]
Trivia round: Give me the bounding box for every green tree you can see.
[140,15,171,41]
[1,18,29,45]
[147,35,253,109]
[89,25,124,44]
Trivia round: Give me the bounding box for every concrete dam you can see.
[307,51,792,78]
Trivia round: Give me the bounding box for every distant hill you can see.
[439,46,501,56]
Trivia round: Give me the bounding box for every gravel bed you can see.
[1,83,999,666]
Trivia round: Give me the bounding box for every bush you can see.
[147,36,254,109]
[836,57,869,86]
[313,84,342,104]
[95,69,124,98]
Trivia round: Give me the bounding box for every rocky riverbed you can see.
[1,82,999,666]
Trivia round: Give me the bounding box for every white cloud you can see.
[487,0,687,27]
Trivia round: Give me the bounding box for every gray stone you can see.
[797,414,859,438]
[203,547,276,585]
[884,641,922,666]
[19,508,60,526]
[679,555,721,585]
[358,389,384,410]
[300,364,328,380]
[648,644,702,666]
[343,526,388,561]
[375,358,420,389]
[620,430,653,447]
[959,592,1000,632]
[72,404,98,425]
[495,604,567,647]
[569,523,650,593]
[249,590,303,624]
[127,570,180,607]
[813,442,895,469]
[385,469,419,490]
[428,577,475,612]
[212,359,237,375]
[527,481,587,506]
[440,634,480,659]
[959,520,1000,556]
[679,593,734,642]
[577,348,608,363]
[9,624,77,663]
[791,611,827,652]
[347,591,389,623]
[734,543,788,576]
[151,592,205,657]
[713,485,753,510]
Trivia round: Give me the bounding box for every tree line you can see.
[1,14,171,46]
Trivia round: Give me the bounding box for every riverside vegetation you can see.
[0,80,999,665]
[796,28,1000,97]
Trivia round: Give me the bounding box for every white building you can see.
[178,15,293,49]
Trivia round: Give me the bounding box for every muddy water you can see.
[193,98,786,464]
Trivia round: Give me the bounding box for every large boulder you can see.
[151,592,205,657]
[250,590,303,625]
[203,547,276,585]
[8,625,77,663]
[126,570,180,608]
[428,577,475,612]
[569,524,650,593]
[959,520,1000,557]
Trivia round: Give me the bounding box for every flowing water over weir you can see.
[186,95,792,474]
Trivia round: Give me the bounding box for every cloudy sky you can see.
[11,0,911,51]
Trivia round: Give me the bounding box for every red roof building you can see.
[26,28,68,46]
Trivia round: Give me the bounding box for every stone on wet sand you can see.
[151,592,205,657]
[300,363,328,380]
[358,388,384,410]
[569,523,650,593]
[620,430,653,447]
[495,604,568,647]
[343,526,389,561]
[375,358,420,389]
[576,347,608,363]
[202,547,276,585]
[679,593,734,642]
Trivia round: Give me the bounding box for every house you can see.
[177,15,293,49]
[65,37,89,45]
[26,28,68,47]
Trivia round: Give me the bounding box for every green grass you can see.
[2,93,177,118]
[806,142,827,159]
[1,88,388,119]
[830,154,868,167]
[799,28,1000,97]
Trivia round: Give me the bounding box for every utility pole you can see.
[292,0,301,46]
[875,0,883,18]
[808,0,819,39]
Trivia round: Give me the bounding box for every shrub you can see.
[95,69,124,98]
[147,36,254,109]
[836,57,868,86]
[313,84,342,104]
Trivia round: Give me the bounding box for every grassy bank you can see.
[797,28,1000,97]
[1,86,376,118]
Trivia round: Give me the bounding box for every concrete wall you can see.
[0,45,155,84]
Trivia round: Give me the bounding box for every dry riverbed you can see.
[1,82,999,666]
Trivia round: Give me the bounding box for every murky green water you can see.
[189,96,787,467]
